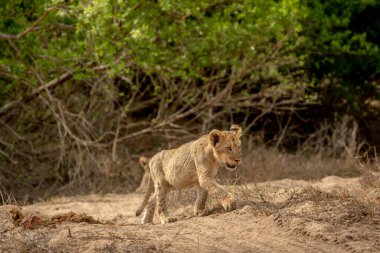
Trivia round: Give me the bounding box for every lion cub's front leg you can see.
[199,176,236,212]
[194,186,208,217]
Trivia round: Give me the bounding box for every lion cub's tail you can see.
[135,174,154,216]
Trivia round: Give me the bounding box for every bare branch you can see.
[0,71,73,115]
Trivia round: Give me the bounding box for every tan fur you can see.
[135,156,150,193]
[136,125,243,224]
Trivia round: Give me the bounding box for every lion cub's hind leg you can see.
[141,195,156,224]
[156,180,177,224]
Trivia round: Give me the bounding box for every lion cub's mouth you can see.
[225,163,237,171]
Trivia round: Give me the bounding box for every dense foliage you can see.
[301,0,380,115]
[1,0,379,199]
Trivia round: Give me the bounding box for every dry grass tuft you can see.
[360,169,380,189]
[225,117,361,183]
[234,145,358,183]
[357,151,380,189]
[0,185,22,206]
[285,186,338,205]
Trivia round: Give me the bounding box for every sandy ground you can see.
[1,176,379,253]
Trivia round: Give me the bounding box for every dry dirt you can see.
[1,176,380,253]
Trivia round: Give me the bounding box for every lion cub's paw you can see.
[194,209,208,217]
[221,194,236,212]
[160,217,177,224]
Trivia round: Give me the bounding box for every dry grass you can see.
[228,141,360,185]
[0,115,365,205]
[360,170,380,188]
[0,190,19,206]
[0,183,18,205]
[224,116,361,183]
[357,149,380,189]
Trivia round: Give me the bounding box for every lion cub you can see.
[136,125,242,224]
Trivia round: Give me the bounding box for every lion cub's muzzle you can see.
[225,159,241,171]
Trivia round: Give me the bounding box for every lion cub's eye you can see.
[225,147,232,152]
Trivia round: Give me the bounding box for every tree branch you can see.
[0,71,73,115]
[0,7,58,41]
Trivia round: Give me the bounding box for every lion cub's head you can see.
[209,125,242,171]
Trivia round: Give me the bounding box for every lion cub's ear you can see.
[139,156,149,171]
[230,124,242,137]
[209,129,223,147]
